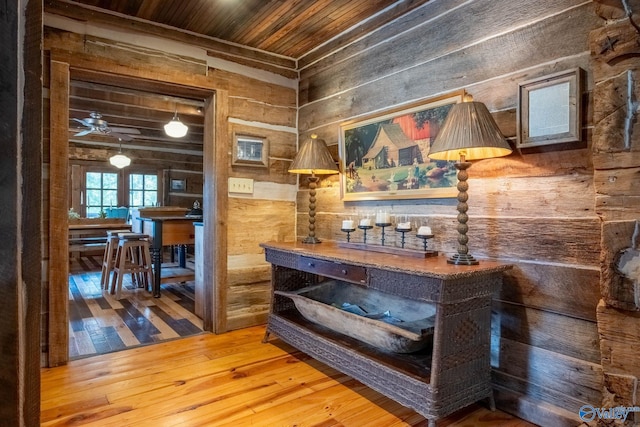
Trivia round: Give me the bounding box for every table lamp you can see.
[289,134,339,243]
[428,101,512,265]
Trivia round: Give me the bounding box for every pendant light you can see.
[164,109,188,138]
[109,138,131,169]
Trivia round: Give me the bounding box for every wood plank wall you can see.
[41,21,298,361]
[297,1,603,426]
[589,0,640,415]
[1,0,43,424]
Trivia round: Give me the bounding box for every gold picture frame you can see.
[339,90,464,201]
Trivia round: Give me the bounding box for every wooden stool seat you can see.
[100,229,136,290]
[110,234,153,300]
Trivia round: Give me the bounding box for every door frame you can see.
[47,57,228,366]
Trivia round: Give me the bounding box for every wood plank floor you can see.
[69,255,203,359]
[42,326,538,426]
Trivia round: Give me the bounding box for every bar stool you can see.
[100,229,133,290]
[110,233,153,300]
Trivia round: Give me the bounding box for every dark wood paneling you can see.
[49,60,71,367]
[23,0,44,422]
[1,1,43,424]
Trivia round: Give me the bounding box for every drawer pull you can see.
[308,262,315,268]
[342,269,348,275]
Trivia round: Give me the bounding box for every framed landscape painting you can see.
[339,91,464,201]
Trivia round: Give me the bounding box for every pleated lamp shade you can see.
[428,101,512,161]
[289,135,339,175]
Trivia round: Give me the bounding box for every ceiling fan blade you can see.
[74,129,94,136]
[111,133,133,142]
[72,117,91,127]
[109,127,141,135]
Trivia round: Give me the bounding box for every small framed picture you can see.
[517,68,582,148]
[232,134,269,167]
[170,178,186,192]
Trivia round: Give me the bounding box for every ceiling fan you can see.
[72,111,141,141]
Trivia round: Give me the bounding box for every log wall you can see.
[297,1,604,425]
[1,0,43,424]
[590,1,640,423]
[42,19,298,362]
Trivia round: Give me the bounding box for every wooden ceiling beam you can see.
[71,81,205,109]
[67,123,204,145]
[68,98,203,128]
[69,146,204,171]
[69,138,204,156]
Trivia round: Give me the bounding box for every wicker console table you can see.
[260,241,512,427]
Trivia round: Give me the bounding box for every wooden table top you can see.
[68,222,131,230]
[138,216,201,221]
[260,240,512,280]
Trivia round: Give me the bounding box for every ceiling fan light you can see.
[164,113,188,138]
[109,153,131,168]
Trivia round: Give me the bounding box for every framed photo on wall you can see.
[339,90,464,201]
[232,134,269,167]
[170,178,186,192]
[517,68,582,148]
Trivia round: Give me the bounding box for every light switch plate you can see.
[228,177,254,194]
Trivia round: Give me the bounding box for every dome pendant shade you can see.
[164,112,189,138]
[109,138,131,168]
[109,153,131,169]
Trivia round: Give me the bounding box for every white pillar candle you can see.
[397,222,411,230]
[342,220,354,229]
[376,211,390,224]
[359,218,371,227]
[418,226,432,235]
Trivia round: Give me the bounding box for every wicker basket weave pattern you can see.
[260,243,510,427]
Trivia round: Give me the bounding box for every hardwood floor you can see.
[42,326,538,426]
[69,255,203,359]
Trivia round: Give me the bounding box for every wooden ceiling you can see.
[52,0,432,162]
[46,0,431,60]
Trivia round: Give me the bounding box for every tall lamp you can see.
[428,101,512,265]
[289,134,339,244]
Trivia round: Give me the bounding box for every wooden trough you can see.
[275,280,436,353]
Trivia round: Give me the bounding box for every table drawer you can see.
[298,256,367,284]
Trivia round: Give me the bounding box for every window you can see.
[85,172,118,217]
[129,173,158,207]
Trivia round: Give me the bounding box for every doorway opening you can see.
[67,80,206,359]
[48,63,223,366]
